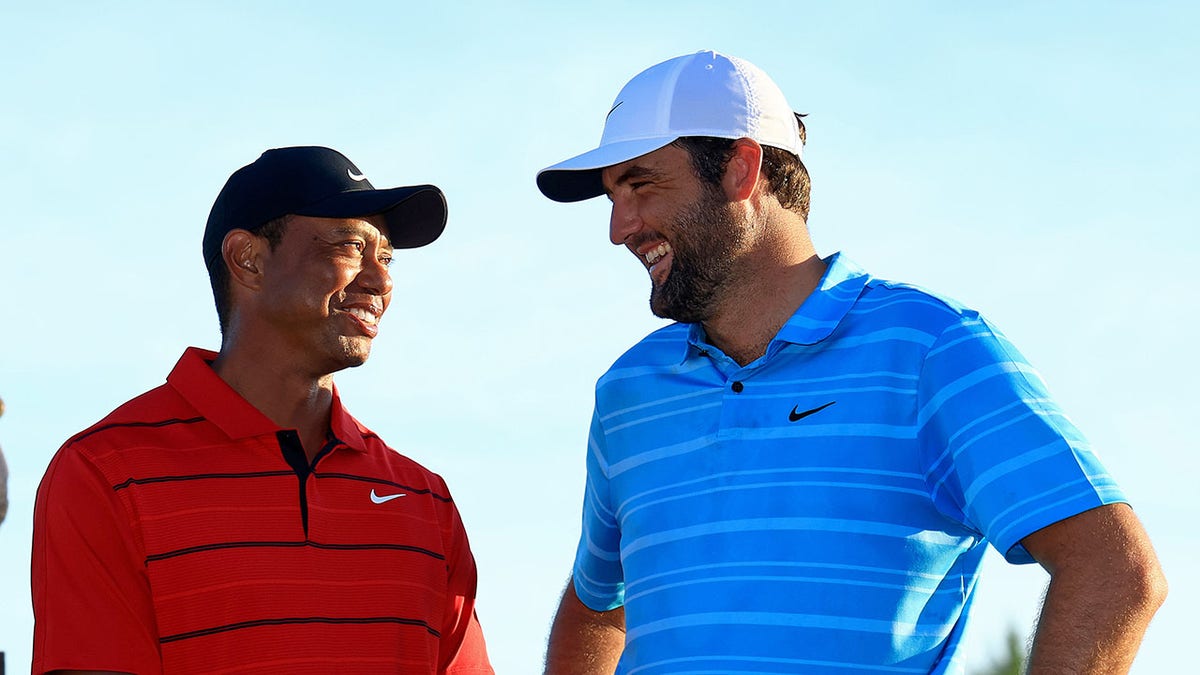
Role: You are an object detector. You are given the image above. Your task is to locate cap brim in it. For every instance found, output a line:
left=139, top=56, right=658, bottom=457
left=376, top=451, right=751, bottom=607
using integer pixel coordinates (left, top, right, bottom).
left=536, top=137, right=677, bottom=203
left=296, top=185, right=447, bottom=248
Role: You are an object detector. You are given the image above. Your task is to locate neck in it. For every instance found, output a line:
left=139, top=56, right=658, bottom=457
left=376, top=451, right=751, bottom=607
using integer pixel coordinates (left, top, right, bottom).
left=701, top=224, right=825, bottom=367
left=211, top=340, right=336, bottom=462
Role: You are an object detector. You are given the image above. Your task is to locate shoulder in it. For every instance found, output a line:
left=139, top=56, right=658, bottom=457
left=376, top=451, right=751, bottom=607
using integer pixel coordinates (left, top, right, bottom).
left=823, top=275, right=1006, bottom=358
left=855, top=276, right=982, bottom=332
left=40, top=384, right=188, bottom=502
left=63, top=383, right=197, bottom=455
left=851, top=279, right=1038, bottom=393
left=590, top=323, right=695, bottom=410
left=601, top=322, right=690, bottom=379
left=789, top=254, right=989, bottom=350
left=355, top=429, right=455, bottom=498
left=37, top=383, right=211, bottom=502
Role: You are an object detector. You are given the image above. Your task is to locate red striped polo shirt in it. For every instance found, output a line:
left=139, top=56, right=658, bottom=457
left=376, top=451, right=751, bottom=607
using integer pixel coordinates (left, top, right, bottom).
left=33, top=347, right=492, bottom=674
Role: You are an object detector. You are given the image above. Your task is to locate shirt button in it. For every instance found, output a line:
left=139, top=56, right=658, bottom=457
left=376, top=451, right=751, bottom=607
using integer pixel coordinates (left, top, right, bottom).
left=731, top=381, right=744, bottom=393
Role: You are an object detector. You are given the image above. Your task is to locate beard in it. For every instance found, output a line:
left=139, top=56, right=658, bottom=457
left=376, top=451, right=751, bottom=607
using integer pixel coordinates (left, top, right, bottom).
left=650, top=184, right=748, bottom=323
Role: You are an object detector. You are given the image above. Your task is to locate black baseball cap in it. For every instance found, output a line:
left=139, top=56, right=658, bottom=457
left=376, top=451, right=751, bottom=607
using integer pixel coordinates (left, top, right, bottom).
left=203, top=146, right=447, bottom=267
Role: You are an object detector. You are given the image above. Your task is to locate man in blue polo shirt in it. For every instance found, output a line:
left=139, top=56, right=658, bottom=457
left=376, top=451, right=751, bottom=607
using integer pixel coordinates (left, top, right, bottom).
left=535, top=50, right=1166, bottom=674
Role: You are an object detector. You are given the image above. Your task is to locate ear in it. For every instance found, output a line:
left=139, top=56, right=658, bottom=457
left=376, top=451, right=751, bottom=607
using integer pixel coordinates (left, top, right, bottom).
left=221, top=229, right=266, bottom=290
left=721, top=138, right=764, bottom=202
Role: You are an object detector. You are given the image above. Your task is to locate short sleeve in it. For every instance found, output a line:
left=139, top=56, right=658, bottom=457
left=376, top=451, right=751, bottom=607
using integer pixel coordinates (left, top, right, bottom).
left=32, top=443, right=162, bottom=674
left=438, top=484, right=494, bottom=675
left=571, top=409, right=626, bottom=611
left=917, top=314, right=1126, bottom=563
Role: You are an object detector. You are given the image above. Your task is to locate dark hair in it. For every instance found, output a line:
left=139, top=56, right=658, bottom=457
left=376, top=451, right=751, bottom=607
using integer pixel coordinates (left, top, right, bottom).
left=670, top=114, right=810, bottom=220
left=206, top=215, right=290, bottom=335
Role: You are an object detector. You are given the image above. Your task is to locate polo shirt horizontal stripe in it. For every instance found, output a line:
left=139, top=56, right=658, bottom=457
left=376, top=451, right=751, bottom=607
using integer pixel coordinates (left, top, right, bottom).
left=33, top=347, right=492, bottom=674
left=572, top=253, right=1124, bottom=674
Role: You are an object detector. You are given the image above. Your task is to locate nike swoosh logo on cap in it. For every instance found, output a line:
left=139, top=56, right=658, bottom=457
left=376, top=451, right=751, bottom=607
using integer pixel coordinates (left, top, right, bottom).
left=370, top=489, right=405, bottom=503
left=605, top=101, right=624, bottom=120
left=347, top=169, right=368, bottom=182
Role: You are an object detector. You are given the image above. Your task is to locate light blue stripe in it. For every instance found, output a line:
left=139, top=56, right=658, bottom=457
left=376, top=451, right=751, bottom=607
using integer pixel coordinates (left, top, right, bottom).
left=854, top=293, right=962, bottom=318
left=624, top=571, right=961, bottom=604
left=616, top=467, right=925, bottom=519
left=625, top=560, right=954, bottom=595
left=720, top=423, right=915, bottom=440
left=622, top=518, right=967, bottom=559
left=942, top=397, right=1053, bottom=449
left=626, top=611, right=952, bottom=642
left=597, top=356, right=709, bottom=387
left=759, top=370, right=919, bottom=387
left=924, top=325, right=988, bottom=359
left=586, top=433, right=611, bottom=476
left=817, top=327, right=938, bottom=352
left=606, top=400, right=724, bottom=433
left=992, top=481, right=1124, bottom=554
left=580, top=524, right=621, bottom=562
left=987, top=477, right=1093, bottom=548
left=626, top=654, right=928, bottom=674
left=926, top=409, right=1043, bottom=499
left=620, top=480, right=931, bottom=524
left=608, top=433, right=718, bottom=477
left=584, top=475, right=616, bottom=521
left=600, top=387, right=716, bottom=423
left=962, top=440, right=1064, bottom=505
left=575, top=566, right=623, bottom=591
left=917, top=360, right=1039, bottom=427
left=735, top=384, right=917, bottom=400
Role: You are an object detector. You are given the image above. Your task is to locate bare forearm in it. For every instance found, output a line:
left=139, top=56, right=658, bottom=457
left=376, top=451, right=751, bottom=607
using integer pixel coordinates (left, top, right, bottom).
left=1024, top=506, right=1168, bottom=673
left=544, top=579, right=625, bottom=675
left=1028, top=571, right=1165, bottom=673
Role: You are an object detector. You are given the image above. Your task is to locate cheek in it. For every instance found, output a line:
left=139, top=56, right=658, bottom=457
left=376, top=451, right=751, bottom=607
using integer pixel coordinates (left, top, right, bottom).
left=647, top=194, right=690, bottom=229
left=326, top=262, right=362, bottom=288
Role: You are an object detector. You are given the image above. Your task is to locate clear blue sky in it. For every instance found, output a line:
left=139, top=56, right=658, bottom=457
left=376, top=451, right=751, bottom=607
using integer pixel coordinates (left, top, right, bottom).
left=1, top=2, right=1196, bottom=672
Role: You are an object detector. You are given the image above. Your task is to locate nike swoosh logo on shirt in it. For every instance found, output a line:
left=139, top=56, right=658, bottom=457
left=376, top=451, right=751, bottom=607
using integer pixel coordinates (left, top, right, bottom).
left=789, top=401, right=836, bottom=422
left=370, top=489, right=405, bottom=503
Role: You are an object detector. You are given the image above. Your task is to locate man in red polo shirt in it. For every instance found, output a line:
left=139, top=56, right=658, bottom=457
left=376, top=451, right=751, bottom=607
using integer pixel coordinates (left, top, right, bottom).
left=32, top=147, right=493, bottom=674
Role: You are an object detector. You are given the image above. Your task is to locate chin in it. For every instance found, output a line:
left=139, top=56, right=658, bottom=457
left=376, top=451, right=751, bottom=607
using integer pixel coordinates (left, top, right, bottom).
left=650, top=290, right=709, bottom=324
left=344, top=345, right=372, bottom=368
left=328, top=338, right=373, bottom=370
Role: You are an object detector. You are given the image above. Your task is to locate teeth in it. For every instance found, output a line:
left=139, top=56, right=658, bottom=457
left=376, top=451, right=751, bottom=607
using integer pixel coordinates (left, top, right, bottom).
left=645, top=242, right=671, bottom=264
left=345, top=307, right=379, bottom=325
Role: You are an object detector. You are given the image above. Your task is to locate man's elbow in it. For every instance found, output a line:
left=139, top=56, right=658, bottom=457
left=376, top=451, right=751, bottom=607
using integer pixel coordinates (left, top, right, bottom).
left=1128, top=553, right=1168, bottom=616
left=1106, top=535, right=1169, bottom=621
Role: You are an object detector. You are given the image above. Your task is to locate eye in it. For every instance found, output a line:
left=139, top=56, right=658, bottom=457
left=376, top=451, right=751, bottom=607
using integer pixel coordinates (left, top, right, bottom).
left=379, top=253, right=394, bottom=268
left=343, top=241, right=366, bottom=253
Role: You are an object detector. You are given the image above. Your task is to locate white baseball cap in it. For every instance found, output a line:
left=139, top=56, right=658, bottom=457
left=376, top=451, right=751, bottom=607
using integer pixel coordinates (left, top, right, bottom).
left=536, top=50, right=803, bottom=203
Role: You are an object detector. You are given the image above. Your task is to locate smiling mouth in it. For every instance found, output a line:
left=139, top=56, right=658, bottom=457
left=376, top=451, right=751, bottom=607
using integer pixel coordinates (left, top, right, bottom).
left=342, top=306, right=380, bottom=326
left=645, top=242, right=672, bottom=265
left=337, top=305, right=384, bottom=338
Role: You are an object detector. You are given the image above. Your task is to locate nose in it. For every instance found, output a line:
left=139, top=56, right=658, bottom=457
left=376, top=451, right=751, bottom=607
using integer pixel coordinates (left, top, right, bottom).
left=355, top=253, right=394, bottom=296
left=609, top=197, right=643, bottom=246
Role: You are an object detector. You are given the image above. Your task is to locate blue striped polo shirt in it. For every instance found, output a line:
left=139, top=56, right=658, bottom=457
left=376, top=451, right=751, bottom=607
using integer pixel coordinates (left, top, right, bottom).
left=572, top=253, right=1125, bottom=674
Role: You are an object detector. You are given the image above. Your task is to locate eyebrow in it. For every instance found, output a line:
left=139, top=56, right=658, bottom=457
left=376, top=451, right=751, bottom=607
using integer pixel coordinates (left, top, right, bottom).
left=604, top=164, right=665, bottom=195
left=330, top=224, right=393, bottom=250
